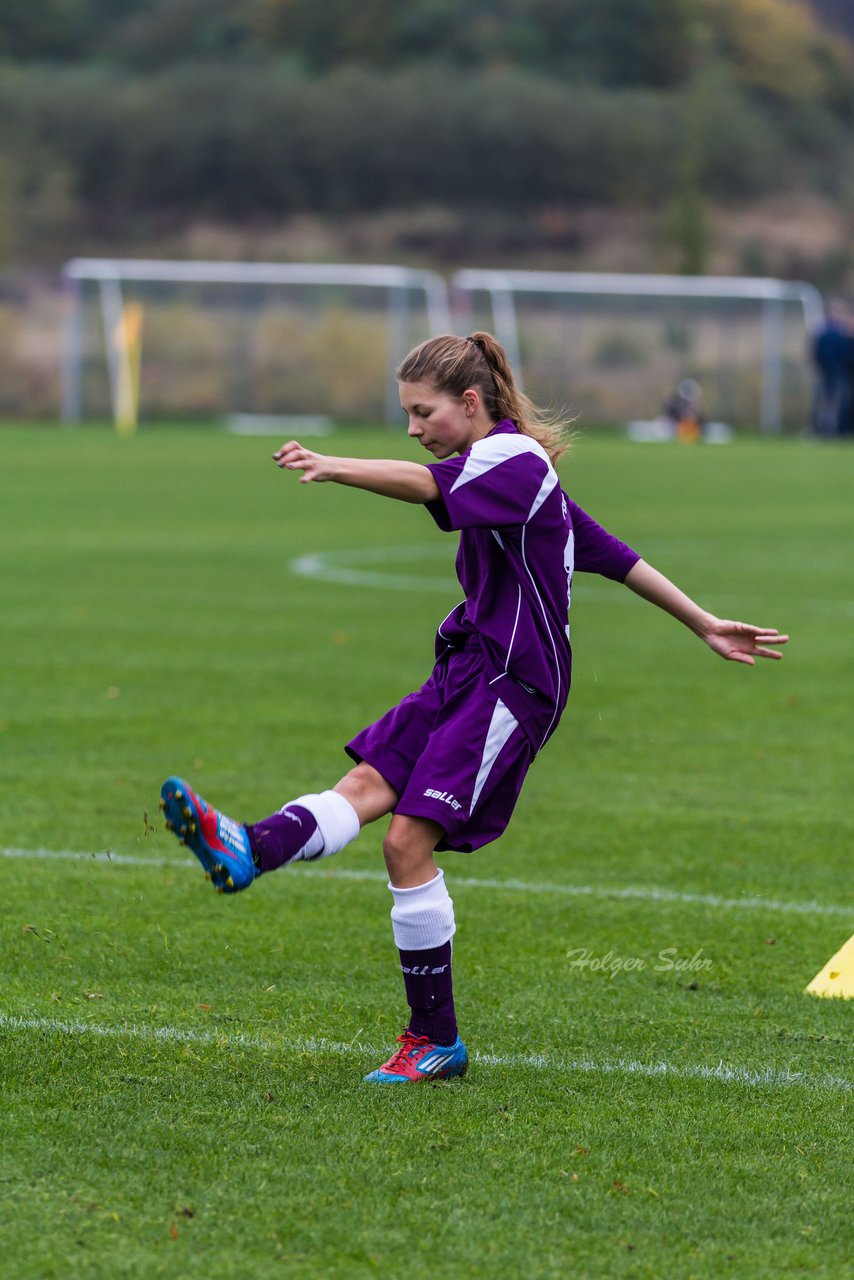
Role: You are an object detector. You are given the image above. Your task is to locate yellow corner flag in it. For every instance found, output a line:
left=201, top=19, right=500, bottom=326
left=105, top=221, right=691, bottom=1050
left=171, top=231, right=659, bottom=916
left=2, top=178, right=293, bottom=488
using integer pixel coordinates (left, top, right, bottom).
left=112, top=302, right=144, bottom=434
left=805, top=932, right=854, bottom=999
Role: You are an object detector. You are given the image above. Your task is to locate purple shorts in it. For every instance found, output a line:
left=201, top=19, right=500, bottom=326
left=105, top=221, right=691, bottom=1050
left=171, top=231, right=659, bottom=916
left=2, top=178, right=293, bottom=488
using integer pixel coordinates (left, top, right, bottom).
left=345, top=646, right=539, bottom=853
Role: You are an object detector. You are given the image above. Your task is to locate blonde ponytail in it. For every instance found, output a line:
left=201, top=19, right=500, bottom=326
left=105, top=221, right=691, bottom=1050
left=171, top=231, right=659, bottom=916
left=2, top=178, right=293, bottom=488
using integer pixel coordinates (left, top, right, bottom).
left=397, top=331, right=572, bottom=466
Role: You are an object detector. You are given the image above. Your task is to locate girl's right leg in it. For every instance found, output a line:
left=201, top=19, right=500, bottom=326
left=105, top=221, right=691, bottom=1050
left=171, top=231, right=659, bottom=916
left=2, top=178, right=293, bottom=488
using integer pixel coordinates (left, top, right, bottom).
left=160, top=762, right=396, bottom=892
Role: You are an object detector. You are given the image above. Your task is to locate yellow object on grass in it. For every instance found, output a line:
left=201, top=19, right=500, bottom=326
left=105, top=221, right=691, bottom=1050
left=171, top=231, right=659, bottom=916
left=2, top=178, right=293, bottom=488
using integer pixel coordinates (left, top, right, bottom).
left=113, top=301, right=144, bottom=434
left=805, top=932, right=854, bottom=999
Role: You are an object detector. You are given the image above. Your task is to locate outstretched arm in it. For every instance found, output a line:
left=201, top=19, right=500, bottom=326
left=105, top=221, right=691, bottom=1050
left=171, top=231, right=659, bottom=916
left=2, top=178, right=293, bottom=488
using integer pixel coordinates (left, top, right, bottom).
left=623, top=559, right=789, bottom=666
left=273, top=440, right=439, bottom=504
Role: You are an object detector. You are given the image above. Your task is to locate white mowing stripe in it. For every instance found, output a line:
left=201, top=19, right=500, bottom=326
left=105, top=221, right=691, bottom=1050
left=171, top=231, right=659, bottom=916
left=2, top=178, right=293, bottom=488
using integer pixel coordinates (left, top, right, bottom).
left=4, top=845, right=853, bottom=920
left=0, top=1013, right=849, bottom=1094
left=3, top=846, right=852, bottom=919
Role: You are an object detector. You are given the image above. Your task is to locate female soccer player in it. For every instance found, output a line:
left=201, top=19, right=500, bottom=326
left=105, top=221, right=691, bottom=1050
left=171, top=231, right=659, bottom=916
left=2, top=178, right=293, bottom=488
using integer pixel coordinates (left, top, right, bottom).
left=161, top=332, right=788, bottom=1084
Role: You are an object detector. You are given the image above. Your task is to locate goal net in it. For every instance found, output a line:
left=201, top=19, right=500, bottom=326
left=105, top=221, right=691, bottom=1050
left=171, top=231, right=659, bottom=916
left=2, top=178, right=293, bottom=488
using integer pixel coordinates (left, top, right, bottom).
left=61, top=260, right=451, bottom=429
left=452, top=270, right=823, bottom=433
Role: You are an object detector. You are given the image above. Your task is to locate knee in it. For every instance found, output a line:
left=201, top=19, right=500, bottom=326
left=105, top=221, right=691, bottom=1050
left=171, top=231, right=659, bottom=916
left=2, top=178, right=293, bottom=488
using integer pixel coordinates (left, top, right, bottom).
left=336, top=763, right=396, bottom=825
left=382, top=822, right=438, bottom=888
left=344, top=762, right=384, bottom=802
left=382, top=829, right=408, bottom=879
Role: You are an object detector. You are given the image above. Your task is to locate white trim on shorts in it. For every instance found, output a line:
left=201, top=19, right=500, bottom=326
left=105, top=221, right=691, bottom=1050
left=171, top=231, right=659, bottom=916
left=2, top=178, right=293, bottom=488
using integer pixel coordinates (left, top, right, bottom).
left=471, top=698, right=520, bottom=812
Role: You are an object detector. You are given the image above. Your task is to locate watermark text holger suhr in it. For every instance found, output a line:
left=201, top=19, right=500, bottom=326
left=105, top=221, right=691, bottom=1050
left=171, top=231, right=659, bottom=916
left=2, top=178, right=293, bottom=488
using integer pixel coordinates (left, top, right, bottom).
left=567, top=947, right=713, bottom=979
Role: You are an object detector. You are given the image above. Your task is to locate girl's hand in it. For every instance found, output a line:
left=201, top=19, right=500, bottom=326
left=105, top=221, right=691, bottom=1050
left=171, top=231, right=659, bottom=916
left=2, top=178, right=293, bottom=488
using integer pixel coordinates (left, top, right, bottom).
left=702, top=619, right=789, bottom=665
left=273, top=440, right=336, bottom=483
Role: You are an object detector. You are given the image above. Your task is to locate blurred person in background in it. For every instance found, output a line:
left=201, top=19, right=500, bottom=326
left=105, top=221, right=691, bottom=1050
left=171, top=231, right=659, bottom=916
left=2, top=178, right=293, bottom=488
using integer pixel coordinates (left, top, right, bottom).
left=812, top=299, right=854, bottom=438
left=664, top=378, right=706, bottom=444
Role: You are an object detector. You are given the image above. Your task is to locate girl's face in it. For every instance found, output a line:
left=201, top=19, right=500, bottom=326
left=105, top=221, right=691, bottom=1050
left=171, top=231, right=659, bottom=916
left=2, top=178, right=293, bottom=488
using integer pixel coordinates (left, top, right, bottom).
left=399, top=379, right=491, bottom=458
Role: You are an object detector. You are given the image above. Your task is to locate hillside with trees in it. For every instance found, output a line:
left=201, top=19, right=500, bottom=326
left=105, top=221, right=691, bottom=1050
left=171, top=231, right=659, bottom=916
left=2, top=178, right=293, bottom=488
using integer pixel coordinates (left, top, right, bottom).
left=0, top=0, right=852, bottom=282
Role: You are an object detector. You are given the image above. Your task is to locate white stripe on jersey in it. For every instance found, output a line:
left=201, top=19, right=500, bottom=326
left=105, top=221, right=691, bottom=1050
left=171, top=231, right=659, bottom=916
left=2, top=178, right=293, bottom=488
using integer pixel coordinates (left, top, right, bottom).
left=520, top=523, right=561, bottom=750
left=505, top=585, right=522, bottom=671
left=449, top=433, right=552, bottom=496
left=472, top=699, right=520, bottom=812
left=527, top=467, right=558, bottom=522
left=436, top=600, right=466, bottom=645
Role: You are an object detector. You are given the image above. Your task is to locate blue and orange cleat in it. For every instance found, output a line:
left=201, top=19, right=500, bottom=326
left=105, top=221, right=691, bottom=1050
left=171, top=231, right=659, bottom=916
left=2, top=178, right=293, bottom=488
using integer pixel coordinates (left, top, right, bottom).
left=160, top=776, right=257, bottom=894
left=364, top=1030, right=468, bottom=1084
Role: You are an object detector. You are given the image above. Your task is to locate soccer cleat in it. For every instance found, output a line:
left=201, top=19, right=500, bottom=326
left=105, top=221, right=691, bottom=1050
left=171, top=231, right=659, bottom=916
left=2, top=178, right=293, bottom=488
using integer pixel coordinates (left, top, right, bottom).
left=363, top=1030, right=468, bottom=1084
left=160, top=775, right=256, bottom=894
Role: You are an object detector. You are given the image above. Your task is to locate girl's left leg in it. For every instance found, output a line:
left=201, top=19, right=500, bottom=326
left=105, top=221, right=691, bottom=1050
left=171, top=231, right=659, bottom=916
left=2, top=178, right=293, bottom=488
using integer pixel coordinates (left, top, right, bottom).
left=365, top=814, right=467, bottom=1083
left=246, top=762, right=396, bottom=872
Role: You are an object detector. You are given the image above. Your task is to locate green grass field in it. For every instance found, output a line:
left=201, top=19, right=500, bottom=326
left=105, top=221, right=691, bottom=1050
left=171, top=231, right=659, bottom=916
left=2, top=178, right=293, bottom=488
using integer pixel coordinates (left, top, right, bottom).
left=1, top=424, right=852, bottom=1279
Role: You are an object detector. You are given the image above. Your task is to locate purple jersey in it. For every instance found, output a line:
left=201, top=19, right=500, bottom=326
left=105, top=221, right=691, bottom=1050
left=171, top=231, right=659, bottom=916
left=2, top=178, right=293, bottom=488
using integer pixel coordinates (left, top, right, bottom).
left=425, top=420, right=639, bottom=749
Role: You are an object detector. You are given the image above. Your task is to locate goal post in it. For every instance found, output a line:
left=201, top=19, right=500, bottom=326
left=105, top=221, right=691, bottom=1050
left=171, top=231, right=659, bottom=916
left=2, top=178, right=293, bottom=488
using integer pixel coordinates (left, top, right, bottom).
left=61, top=259, right=825, bottom=434
left=452, top=269, right=825, bottom=433
left=61, top=259, right=452, bottom=428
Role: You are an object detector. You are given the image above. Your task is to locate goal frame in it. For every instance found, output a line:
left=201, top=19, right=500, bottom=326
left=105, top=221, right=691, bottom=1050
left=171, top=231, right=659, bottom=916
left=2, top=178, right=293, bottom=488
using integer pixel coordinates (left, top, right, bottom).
left=61, top=259, right=825, bottom=433
left=61, top=258, right=452, bottom=427
left=451, top=269, right=824, bottom=433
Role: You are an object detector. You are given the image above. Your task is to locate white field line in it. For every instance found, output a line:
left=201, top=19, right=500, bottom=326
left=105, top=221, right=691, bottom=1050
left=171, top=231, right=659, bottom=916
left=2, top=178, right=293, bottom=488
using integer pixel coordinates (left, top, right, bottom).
left=288, top=544, right=853, bottom=617
left=3, top=846, right=853, bottom=920
left=290, top=545, right=635, bottom=599
left=1, top=1012, right=850, bottom=1094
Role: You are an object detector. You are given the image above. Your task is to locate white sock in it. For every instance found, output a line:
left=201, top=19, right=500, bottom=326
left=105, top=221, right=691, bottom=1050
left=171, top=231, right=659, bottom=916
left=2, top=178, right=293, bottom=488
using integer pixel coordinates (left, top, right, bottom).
left=283, top=790, right=360, bottom=862
left=389, top=870, right=456, bottom=950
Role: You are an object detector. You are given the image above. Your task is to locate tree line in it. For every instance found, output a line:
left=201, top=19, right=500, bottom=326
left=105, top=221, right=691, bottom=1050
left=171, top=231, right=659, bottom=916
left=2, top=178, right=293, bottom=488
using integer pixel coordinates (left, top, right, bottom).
left=2, top=0, right=851, bottom=92
left=0, top=0, right=852, bottom=265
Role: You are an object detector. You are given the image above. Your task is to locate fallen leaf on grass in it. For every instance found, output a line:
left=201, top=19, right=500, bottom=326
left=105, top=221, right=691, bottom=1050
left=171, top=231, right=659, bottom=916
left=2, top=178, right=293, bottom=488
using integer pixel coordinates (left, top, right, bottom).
left=85, top=992, right=106, bottom=1001
left=21, top=925, right=58, bottom=942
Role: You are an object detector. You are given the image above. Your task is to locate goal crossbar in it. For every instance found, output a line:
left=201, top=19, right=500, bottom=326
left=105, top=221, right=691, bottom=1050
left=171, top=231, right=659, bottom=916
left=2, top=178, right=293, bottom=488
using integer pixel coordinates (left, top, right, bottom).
left=452, top=269, right=824, bottom=432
